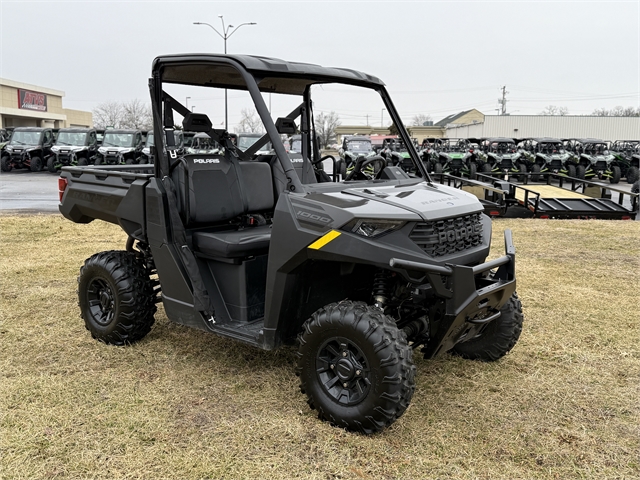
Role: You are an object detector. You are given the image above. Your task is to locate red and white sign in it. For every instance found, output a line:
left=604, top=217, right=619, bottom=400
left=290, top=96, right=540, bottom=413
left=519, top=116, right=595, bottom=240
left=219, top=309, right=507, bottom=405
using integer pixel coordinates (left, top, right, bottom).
left=18, top=89, right=47, bottom=112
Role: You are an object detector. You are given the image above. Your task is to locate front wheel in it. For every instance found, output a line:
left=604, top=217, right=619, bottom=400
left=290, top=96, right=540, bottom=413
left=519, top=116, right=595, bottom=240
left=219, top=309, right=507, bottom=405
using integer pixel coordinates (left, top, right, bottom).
left=531, top=164, right=541, bottom=182
left=481, top=162, right=492, bottom=174
left=433, top=162, right=443, bottom=174
left=77, top=157, right=88, bottom=166
left=297, top=301, right=416, bottom=434
left=1, top=156, right=11, bottom=172
left=609, top=165, right=621, bottom=184
left=47, top=157, right=58, bottom=173
left=576, top=165, right=586, bottom=180
left=78, top=250, right=157, bottom=345
left=566, top=164, right=576, bottom=178
left=30, top=156, right=43, bottom=172
left=467, top=162, right=477, bottom=180
left=452, top=293, right=523, bottom=362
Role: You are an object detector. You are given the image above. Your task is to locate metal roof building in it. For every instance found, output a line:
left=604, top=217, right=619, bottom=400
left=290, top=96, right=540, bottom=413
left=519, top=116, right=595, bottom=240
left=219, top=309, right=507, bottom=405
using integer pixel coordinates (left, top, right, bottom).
left=445, top=115, right=640, bottom=140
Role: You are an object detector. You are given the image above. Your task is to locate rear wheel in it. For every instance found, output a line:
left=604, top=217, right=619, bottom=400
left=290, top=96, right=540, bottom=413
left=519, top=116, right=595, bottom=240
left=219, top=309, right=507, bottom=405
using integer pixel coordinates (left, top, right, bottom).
left=609, top=165, right=621, bottom=184
left=297, top=301, right=416, bottom=434
left=30, top=156, right=43, bottom=172
left=1, top=156, right=11, bottom=172
left=78, top=250, right=156, bottom=345
left=626, top=166, right=639, bottom=183
left=452, top=293, right=523, bottom=362
left=576, top=165, right=586, bottom=180
left=47, top=157, right=58, bottom=173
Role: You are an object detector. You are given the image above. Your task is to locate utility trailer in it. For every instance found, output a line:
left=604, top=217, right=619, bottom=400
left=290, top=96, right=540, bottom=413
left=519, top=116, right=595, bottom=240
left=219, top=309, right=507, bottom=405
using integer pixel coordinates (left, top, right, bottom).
left=434, top=173, right=638, bottom=220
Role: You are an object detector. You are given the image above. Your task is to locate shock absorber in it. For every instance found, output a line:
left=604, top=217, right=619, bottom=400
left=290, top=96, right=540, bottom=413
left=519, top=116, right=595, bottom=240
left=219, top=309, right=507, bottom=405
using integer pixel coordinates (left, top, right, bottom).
left=372, top=270, right=392, bottom=310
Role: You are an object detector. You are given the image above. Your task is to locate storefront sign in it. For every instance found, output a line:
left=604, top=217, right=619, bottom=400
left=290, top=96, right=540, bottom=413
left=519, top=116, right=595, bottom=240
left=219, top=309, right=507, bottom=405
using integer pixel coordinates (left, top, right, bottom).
left=18, top=89, right=47, bottom=112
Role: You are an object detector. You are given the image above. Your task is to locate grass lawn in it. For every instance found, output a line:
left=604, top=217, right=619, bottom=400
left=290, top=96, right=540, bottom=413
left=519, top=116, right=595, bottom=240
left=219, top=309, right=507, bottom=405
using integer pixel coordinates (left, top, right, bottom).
left=1, top=215, right=638, bottom=479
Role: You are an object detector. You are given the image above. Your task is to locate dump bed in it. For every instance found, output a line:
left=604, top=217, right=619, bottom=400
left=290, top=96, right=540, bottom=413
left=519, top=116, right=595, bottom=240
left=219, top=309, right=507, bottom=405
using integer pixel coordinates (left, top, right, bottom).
left=59, top=165, right=154, bottom=238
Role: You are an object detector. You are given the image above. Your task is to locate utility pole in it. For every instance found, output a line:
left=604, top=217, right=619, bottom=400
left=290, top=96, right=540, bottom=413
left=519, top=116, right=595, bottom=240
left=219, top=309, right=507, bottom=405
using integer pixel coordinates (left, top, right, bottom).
left=365, top=114, right=369, bottom=126
left=498, top=85, right=509, bottom=115
left=194, top=16, right=256, bottom=130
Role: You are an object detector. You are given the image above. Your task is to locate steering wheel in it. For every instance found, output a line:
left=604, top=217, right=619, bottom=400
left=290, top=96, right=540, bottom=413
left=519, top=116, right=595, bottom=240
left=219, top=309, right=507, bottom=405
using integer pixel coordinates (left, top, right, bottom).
left=344, top=155, right=387, bottom=181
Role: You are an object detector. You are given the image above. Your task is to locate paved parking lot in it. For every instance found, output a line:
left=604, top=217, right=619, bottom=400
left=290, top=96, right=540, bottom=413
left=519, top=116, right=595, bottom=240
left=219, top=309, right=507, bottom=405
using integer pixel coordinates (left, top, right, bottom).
left=0, top=170, right=60, bottom=213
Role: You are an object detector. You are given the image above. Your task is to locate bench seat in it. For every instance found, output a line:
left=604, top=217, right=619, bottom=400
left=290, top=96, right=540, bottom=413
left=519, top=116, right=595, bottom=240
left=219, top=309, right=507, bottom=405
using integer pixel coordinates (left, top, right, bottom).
left=192, top=225, right=271, bottom=258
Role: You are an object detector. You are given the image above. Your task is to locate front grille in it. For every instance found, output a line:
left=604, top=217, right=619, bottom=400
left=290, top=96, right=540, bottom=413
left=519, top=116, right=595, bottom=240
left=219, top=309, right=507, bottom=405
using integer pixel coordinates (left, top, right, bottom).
left=410, top=214, right=483, bottom=257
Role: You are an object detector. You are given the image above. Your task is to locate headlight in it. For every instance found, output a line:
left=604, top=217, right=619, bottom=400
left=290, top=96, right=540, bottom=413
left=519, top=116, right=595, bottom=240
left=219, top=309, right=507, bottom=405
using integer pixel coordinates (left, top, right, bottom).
left=343, top=219, right=405, bottom=238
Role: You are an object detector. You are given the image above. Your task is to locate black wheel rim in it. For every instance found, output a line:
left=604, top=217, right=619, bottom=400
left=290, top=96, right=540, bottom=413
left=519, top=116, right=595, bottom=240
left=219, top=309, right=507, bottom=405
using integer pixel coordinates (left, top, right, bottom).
left=86, top=278, right=116, bottom=326
left=316, top=337, right=370, bottom=406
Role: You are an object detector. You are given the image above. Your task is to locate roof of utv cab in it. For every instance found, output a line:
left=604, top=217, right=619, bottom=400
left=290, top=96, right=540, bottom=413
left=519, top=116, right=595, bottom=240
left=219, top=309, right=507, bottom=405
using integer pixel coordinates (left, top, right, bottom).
left=153, top=54, right=386, bottom=94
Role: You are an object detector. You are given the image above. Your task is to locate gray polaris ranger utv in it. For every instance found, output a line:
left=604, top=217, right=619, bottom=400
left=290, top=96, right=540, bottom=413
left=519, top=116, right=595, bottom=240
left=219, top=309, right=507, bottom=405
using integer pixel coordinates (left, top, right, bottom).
left=59, top=54, right=522, bottom=434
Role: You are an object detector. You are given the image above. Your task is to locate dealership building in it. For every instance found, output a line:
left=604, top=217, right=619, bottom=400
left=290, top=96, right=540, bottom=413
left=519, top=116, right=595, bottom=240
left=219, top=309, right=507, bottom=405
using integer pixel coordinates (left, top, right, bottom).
left=0, top=78, right=92, bottom=129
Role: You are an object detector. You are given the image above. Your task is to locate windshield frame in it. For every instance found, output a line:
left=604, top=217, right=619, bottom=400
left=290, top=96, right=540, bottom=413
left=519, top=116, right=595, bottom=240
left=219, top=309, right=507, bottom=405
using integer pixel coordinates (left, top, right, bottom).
left=9, top=130, right=43, bottom=146
left=152, top=55, right=430, bottom=186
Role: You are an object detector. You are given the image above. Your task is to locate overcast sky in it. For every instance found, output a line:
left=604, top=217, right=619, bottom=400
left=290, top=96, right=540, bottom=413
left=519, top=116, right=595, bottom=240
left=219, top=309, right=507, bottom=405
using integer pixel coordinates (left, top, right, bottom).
left=1, top=0, right=638, bottom=127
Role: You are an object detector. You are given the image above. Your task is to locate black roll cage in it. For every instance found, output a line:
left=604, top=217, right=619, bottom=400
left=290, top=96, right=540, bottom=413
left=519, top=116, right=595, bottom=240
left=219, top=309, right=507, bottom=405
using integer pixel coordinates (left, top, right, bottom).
left=149, top=54, right=431, bottom=189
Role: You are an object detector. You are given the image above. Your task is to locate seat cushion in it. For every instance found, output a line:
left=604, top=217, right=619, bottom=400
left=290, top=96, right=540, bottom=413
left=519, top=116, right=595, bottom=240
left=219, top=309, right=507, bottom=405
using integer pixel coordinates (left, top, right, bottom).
left=192, top=225, right=272, bottom=258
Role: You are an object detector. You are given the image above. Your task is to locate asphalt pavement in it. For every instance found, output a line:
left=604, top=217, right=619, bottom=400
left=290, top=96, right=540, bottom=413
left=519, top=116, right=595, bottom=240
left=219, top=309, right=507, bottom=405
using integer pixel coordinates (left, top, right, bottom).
left=0, top=170, right=61, bottom=213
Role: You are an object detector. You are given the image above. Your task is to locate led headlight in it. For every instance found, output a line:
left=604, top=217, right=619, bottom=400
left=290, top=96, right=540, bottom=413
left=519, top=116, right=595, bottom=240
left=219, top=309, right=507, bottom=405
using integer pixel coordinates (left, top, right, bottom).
left=343, top=219, right=405, bottom=238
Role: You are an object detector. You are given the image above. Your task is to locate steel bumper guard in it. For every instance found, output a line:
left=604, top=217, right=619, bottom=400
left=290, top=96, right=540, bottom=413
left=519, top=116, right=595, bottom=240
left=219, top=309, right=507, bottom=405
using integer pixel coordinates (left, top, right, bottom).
left=390, top=230, right=517, bottom=358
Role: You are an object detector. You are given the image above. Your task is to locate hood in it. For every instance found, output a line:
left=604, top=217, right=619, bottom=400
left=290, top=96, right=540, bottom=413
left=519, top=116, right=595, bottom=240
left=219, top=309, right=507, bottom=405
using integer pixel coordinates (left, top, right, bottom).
left=99, top=146, right=133, bottom=155
left=53, top=145, right=86, bottom=153
left=340, top=182, right=483, bottom=221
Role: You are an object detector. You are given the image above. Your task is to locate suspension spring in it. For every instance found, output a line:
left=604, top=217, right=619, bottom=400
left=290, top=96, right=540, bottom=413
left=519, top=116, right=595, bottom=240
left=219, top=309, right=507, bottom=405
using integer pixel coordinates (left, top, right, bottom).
left=372, top=270, right=392, bottom=310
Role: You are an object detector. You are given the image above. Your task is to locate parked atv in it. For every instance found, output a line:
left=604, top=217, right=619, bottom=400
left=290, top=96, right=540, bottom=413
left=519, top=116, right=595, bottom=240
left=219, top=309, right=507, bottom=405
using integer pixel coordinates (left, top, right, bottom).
left=1, top=127, right=55, bottom=172
left=0, top=128, right=12, bottom=154
left=336, top=136, right=376, bottom=177
left=59, top=53, right=522, bottom=435
left=517, top=138, right=575, bottom=180
left=481, top=138, right=524, bottom=179
left=565, top=139, right=621, bottom=183
left=185, top=132, right=222, bottom=155
left=237, top=132, right=272, bottom=154
left=431, top=138, right=478, bottom=179
left=95, top=129, right=144, bottom=165
left=610, top=140, right=639, bottom=184
left=48, top=128, right=100, bottom=172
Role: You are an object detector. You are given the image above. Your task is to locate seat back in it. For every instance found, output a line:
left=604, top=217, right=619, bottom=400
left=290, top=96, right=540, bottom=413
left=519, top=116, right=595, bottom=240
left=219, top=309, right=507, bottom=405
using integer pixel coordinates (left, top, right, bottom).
left=171, top=154, right=274, bottom=226
left=257, top=153, right=316, bottom=200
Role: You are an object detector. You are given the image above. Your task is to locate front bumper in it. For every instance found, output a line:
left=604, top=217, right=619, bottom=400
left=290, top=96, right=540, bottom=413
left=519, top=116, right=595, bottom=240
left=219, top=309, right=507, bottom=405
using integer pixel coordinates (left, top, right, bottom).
left=390, top=229, right=516, bottom=358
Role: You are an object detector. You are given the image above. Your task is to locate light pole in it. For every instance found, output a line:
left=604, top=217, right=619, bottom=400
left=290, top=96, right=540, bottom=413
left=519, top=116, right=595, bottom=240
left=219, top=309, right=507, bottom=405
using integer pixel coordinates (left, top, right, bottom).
left=194, top=16, right=256, bottom=130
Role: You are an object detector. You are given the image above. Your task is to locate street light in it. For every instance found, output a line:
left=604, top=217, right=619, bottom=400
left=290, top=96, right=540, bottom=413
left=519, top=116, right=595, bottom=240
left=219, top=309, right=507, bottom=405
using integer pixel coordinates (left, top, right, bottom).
left=194, top=16, right=256, bottom=130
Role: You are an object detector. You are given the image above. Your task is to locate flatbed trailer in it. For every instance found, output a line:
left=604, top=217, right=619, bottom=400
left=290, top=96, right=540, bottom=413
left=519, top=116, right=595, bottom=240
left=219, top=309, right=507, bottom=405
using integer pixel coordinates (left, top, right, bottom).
left=434, top=173, right=638, bottom=220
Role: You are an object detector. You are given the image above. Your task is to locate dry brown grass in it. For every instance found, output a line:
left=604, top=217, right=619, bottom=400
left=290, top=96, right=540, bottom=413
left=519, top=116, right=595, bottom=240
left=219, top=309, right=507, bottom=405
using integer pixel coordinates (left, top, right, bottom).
left=1, top=215, right=638, bottom=480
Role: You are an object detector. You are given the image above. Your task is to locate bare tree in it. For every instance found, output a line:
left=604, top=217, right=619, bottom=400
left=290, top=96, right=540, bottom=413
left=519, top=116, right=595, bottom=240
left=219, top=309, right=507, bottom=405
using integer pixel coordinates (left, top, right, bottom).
left=592, top=106, right=640, bottom=116
left=410, top=113, right=433, bottom=126
left=236, top=108, right=263, bottom=133
left=93, top=99, right=152, bottom=129
left=315, top=111, right=341, bottom=148
left=93, top=101, right=124, bottom=129
left=122, top=99, right=152, bottom=130
left=539, top=105, right=569, bottom=116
